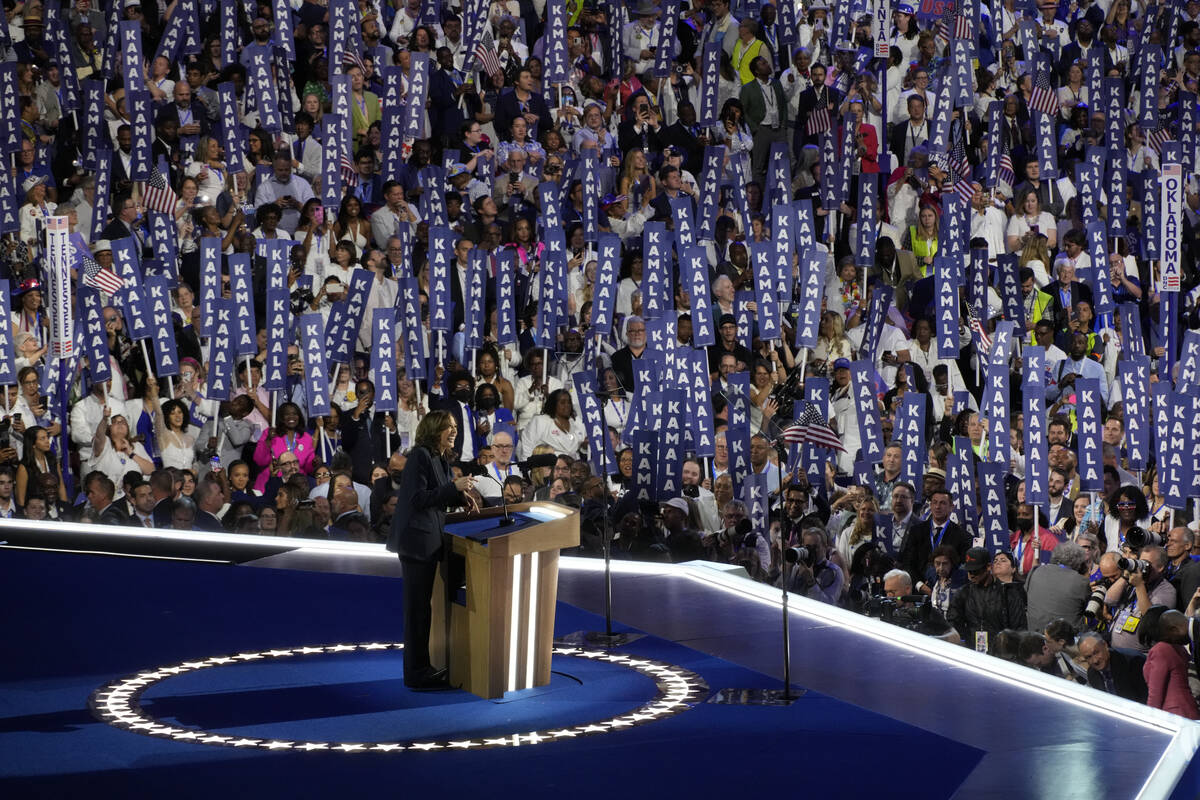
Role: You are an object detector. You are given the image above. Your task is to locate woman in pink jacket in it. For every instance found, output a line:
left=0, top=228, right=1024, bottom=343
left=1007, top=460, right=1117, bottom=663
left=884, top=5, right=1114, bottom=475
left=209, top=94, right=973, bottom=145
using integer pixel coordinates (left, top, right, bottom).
left=253, top=402, right=316, bottom=492
left=1144, top=610, right=1200, bottom=720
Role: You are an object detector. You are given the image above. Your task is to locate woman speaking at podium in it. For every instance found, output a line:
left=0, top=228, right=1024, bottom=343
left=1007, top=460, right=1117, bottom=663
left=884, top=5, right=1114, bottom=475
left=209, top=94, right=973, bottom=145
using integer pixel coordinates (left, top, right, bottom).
left=387, top=410, right=479, bottom=690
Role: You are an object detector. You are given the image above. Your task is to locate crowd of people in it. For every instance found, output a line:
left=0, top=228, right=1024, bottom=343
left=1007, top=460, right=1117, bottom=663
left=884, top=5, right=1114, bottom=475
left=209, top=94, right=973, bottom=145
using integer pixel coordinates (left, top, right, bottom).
left=5, top=0, right=1200, bottom=714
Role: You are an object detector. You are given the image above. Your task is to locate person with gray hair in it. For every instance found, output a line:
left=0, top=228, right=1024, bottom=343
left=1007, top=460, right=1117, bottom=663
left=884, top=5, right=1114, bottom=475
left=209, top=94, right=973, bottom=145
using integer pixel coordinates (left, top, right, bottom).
left=1024, top=541, right=1093, bottom=631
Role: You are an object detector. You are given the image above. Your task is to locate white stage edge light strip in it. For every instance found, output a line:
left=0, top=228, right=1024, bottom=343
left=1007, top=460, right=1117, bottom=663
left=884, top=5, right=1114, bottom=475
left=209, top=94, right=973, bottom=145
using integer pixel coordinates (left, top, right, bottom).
left=509, top=553, right=523, bottom=693
left=557, top=556, right=1199, bottom=800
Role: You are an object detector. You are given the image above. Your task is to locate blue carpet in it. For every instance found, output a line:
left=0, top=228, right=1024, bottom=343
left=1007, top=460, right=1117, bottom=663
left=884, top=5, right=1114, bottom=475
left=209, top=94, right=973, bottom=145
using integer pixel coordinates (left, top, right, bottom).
left=0, top=550, right=984, bottom=798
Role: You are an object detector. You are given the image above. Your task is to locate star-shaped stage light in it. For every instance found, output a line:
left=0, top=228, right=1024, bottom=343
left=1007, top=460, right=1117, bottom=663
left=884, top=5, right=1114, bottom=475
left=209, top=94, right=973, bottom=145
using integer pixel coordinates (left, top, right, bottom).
left=88, top=641, right=709, bottom=754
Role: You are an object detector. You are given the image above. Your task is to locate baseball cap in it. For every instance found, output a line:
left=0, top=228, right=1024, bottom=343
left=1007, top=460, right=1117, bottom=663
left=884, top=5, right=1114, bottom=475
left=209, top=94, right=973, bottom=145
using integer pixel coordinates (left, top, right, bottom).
left=926, top=467, right=946, bottom=479
left=833, top=357, right=852, bottom=371
left=662, top=497, right=690, bottom=514
left=963, top=547, right=992, bottom=573
left=718, top=313, right=737, bottom=327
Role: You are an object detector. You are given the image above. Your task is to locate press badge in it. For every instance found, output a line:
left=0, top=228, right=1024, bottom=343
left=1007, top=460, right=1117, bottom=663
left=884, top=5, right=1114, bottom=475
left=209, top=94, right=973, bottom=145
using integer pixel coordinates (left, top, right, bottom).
left=1122, top=615, right=1140, bottom=634
left=975, top=632, right=988, bottom=652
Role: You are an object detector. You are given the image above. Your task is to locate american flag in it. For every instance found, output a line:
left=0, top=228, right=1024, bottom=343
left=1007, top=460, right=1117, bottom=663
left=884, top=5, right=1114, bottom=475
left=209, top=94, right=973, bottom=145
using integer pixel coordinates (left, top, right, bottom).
left=80, top=253, right=125, bottom=296
left=779, top=401, right=846, bottom=452
left=950, top=177, right=977, bottom=205
left=967, top=303, right=992, bottom=355
left=1029, top=71, right=1059, bottom=116
left=140, top=165, right=178, bottom=214
left=934, top=1, right=959, bottom=50
left=340, top=151, right=360, bottom=187
left=805, top=104, right=831, bottom=136
left=341, top=49, right=366, bottom=74
left=1146, top=125, right=1174, bottom=155
left=997, top=150, right=1015, bottom=187
left=473, top=26, right=503, bottom=78
left=948, top=121, right=971, bottom=180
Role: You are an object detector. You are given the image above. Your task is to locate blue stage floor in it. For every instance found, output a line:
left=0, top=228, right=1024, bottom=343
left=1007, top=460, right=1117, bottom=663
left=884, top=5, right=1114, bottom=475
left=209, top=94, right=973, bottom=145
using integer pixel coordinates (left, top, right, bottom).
left=1, top=549, right=984, bottom=799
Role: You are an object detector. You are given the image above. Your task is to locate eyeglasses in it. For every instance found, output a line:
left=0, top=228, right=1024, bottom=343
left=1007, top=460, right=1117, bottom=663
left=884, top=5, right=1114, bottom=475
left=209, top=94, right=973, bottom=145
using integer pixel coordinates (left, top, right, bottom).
left=1116, top=501, right=1136, bottom=508
left=315, top=471, right=331, bottom=479
left=493, top=444, right=513, bottom=450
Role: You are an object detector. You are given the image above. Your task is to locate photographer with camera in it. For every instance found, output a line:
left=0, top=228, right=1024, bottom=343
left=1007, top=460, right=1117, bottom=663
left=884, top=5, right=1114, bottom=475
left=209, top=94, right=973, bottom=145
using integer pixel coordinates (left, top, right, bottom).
left=877, top=568, right=957, bottom=640
left=779, top=527, right=843, bottom=605
left=1024, top=541, right=1093, bottom=632
left=1106, top=546, right=1177, bottom=653
left=704, top=500, right=772, bottom=579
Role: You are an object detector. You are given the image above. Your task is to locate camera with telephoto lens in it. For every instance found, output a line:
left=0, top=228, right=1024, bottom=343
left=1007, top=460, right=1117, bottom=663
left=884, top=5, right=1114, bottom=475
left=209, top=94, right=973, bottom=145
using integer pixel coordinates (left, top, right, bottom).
left=785, top=545, right=814, bottom=568
left=1116, top=556, right=1151, bottom=575
left=682, top=484, right=699, bottom=499
left=1124, top=526, right=1160, bottom=550
left=1083, top=586, right=1108, bottom=621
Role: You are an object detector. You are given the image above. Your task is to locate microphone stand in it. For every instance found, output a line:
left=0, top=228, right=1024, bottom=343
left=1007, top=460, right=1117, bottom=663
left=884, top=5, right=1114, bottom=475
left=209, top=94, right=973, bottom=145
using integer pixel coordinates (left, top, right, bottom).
left=475, top=471, right=518, bottom=527
left=711, top=430, right=803, bottom=706
left=567, top=373, right=638, bottom=648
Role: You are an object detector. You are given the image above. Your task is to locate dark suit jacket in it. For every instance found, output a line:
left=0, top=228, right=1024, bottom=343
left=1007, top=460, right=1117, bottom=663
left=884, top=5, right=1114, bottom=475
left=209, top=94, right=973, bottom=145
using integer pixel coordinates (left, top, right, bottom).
left=658, top=120, right=704, bottom=174
left=193, top=510, right=225, bottom=532
left=899, top=519, right=972, bottom=585
left=739, top=78, right=789, bottom=135
left=617, top=119, right=665, bottom=157
left=152, top=496, right=173, bottom=527
left=340, top=408, right=401, bottom=485
left=1086, top=648, right=1149, bottom=704
left=649, top=190, right=695, bottom=223
left=97, top=502, right=129, bottom=527
left=493, top=89, right=554, bottom=144
left=429, top=67, right=472, bottom=142
left=1045, top=280, right=1095, bottom=331
left=386, top=445, right=465, bottom=559
left=154, top=102, right=212, bottom=139
left=1057, top=39, right=1109, bottom=79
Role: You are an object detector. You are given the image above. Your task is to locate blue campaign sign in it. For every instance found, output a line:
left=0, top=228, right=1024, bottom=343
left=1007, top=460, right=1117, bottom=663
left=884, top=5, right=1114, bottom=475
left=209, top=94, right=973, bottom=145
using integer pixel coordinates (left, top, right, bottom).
left=206, top=298, right=236, bottom=401
left=1120, top=356, right=1150, bottom=470
left=299, top=311, right=331, bottom=418
left=144, top=277, right=179, bottom=377
left=263, top=287, right=291, bottom=391
left=1075, top=377, right=1104, bottom=492
left=850, top=359, right=884, bottom=465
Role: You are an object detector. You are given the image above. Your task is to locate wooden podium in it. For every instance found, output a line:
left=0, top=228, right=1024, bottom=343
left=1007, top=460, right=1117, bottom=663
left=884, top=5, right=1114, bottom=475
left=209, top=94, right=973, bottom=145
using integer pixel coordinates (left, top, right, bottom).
left=428, top=502, right=579, bottom=699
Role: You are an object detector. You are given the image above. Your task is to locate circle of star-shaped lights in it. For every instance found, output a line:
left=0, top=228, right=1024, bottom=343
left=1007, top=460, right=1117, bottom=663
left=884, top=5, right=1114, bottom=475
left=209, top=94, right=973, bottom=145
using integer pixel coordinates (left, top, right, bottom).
left=88, top=642, right=708, bottom=753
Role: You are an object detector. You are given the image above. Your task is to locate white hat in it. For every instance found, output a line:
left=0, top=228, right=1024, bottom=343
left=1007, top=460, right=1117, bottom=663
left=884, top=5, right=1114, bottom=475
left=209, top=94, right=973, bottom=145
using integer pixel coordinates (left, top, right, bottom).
left=93, top=239, right=112, bottom=253
left=21, top=175, right=46, bottom=193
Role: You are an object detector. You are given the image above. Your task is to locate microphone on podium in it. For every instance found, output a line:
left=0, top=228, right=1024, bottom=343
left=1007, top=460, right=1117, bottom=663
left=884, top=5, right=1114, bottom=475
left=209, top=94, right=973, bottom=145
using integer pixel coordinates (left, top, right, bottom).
left=463, top=453, right=558, bottom=528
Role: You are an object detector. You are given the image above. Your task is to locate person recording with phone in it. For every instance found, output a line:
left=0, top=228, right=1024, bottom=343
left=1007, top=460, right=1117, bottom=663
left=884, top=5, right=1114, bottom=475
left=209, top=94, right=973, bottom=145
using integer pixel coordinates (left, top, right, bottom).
left=387, top=410, right=480, bottom=690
